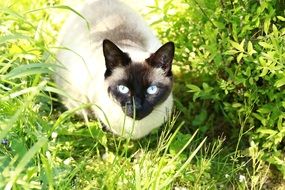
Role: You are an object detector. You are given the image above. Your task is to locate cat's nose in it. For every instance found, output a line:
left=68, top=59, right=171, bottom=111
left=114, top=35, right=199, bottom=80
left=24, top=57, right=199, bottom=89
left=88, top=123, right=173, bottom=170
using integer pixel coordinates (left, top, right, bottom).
left=134, top=98, right=142, bottom=110
left=125, top=98, right=145, bottom=120
left=125, top=99, right=142, bottom=111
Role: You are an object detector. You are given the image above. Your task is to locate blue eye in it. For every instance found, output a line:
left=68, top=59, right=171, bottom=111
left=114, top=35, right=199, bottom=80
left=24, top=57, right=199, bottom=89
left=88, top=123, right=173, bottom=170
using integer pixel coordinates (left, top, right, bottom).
left=147, top=85, right=158, bottom=95
left=117, top=85, right=129, bottom=94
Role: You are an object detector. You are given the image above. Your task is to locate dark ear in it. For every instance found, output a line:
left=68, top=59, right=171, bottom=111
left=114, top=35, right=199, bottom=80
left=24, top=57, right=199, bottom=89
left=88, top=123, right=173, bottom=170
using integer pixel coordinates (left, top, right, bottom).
left=146, top=42, right=175, bottom=76
left=103, top=39, right=131, bottom=76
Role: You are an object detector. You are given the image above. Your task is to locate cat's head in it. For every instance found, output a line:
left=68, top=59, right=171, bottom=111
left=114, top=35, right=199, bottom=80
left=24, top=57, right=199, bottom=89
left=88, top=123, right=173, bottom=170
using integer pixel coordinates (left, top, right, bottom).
left=103, top=39, right=174, bottom=120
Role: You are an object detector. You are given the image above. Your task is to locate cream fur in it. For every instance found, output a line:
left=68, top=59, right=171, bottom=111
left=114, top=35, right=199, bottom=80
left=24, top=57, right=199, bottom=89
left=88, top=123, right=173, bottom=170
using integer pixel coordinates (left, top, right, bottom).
left=55, top=0, right=173, bottom=139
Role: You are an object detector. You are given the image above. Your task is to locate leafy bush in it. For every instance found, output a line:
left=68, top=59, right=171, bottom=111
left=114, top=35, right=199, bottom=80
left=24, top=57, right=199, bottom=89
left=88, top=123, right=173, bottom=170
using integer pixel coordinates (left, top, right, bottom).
left=1, top=0, right=285, bottom=189
left=150, top=0, right=285, bottom=176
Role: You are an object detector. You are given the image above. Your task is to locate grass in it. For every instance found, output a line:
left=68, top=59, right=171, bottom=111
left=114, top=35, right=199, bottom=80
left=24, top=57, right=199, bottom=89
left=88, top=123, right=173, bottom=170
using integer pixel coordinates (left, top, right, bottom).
left=0, top=0, right=284, bottom=189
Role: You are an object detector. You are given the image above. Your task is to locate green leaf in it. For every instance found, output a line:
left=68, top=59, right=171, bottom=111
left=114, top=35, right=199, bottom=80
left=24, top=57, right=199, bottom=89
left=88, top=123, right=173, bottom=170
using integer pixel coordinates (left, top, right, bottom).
left=247, top=41, right=256, bottom=56
left=253, top=113, right=267, bottom=126
left=282, top=101, right=285, bottom=109
left=192, top=109, right=207, bottom=126
left=169, top=132, right=192, bottom=155
left=232, top=103, right=242, bottom=108
left=193, top=92, right=200, bottom=102
left=260, top=67, right=269, bottom=77
left=274, top=77, right=285, bottom=88
left=224, top=50, right=239, bottom=55
left=230, top=40, right=244, bottom=52
left=237, top=53, right=244, bottom=63
left=212, top=20, right=225, bottom=29
left=257, top=128, right=277, bottom=135
left=277, top=16, right=285, bottom=21
left=259, top=42, right=273, bottom=49
left=272, top=24, right=278, bottom=35
left=186, top=84, right=201, bottom=92
left=264, top=17, right=270, bottom=34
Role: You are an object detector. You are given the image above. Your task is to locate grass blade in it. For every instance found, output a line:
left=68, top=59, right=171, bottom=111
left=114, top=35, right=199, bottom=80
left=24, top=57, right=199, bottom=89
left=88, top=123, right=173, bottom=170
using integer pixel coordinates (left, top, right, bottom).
left=0, top=34, right=30, bottom=45
left=160, top=137, right=207, bottom=189
left=4, top=137, right=48, bottom=190
left=3, top=63, right=58, bottom=80
left=25, top=5, right=90, bottom=30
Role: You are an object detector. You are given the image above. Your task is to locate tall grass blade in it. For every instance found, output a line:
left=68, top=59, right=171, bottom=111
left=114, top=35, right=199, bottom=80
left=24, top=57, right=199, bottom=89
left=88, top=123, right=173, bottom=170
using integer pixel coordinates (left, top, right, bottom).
left=4, top=137, right=48, bottom=190
left=0, top=34, right=30, bottom=45
left=3, top=63, right=58, bottom=80
left=160, top=137, right=207, bottom=189
left=25, top=5, right=90, bottom=30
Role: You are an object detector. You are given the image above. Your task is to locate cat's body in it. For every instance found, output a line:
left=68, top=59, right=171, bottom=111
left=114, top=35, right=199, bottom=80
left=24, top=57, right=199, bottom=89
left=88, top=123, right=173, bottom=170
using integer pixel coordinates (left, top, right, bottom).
left=55, top=0, right=174, bottom=139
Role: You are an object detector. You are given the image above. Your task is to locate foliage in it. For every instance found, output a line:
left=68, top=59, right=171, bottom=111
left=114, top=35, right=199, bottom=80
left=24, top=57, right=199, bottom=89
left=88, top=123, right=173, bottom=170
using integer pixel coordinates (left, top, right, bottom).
left=0, top=0, right=284, bottom=189
left=150, top=0, right=285, bottom=177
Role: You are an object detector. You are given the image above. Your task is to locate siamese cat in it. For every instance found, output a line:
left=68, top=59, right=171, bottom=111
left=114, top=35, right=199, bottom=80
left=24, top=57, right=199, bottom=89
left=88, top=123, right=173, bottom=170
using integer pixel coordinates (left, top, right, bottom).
left=55, top=0, right=175, bottom=139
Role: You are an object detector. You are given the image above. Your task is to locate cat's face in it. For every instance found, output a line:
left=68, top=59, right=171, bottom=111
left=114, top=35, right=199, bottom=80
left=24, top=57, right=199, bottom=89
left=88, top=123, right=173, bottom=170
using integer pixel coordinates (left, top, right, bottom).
left=103, top=39, right=174, bottom=120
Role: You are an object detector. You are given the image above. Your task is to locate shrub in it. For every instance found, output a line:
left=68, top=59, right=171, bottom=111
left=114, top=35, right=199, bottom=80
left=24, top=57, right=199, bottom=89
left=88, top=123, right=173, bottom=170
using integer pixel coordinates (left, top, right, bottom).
left=1, top=0, right=284, bottom=188
left=150, top=0, right=285, bottom=176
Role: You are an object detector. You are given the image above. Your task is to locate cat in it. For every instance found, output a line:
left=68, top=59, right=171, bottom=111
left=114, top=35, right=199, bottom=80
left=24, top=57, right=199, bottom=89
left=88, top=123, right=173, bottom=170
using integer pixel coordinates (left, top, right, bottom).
left=55, top=0, right=175, bottom=139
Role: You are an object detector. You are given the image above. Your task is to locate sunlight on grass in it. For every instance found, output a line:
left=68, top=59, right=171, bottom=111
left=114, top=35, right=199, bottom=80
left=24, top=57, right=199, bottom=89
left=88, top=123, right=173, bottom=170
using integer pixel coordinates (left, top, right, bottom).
left=1, top=0, right=285, bottom=189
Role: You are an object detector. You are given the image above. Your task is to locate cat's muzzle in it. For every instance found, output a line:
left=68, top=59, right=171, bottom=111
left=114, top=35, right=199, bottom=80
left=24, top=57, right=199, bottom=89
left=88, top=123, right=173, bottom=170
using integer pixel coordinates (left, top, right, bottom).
left=125, top=98, right=152, bottom=120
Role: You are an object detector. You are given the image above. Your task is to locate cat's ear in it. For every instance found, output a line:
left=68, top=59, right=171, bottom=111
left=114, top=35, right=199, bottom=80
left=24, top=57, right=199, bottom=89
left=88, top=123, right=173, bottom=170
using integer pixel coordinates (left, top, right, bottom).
left=103, top=39, right=130, bottom=74
left=146, top=42, right=175, bottom=76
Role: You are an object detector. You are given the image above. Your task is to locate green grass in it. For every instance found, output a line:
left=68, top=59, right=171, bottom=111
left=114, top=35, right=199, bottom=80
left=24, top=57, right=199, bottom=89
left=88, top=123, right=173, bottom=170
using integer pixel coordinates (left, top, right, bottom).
left=1, top=0, right=284, bottom=189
